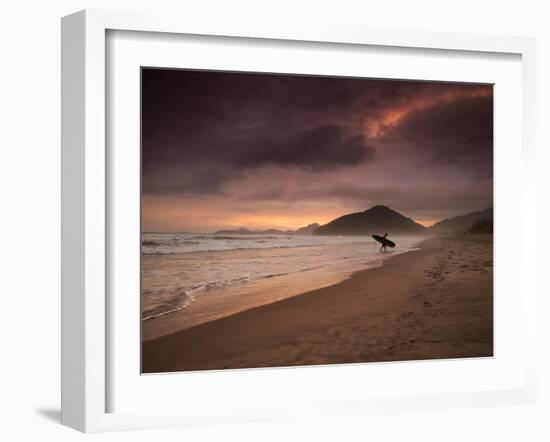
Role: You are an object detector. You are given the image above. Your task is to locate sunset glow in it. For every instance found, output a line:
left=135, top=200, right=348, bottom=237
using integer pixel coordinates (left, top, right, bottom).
left=366, top=86, right=492, bottom=138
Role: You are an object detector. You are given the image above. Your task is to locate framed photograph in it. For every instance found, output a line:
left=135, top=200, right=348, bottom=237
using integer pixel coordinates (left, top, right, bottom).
left=61, top=9, right=537, bottom=432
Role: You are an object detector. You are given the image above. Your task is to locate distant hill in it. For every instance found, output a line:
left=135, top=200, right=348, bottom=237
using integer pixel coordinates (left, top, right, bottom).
left=214, top=223, right=321, bottom=236
left=467, top=219, right=493, bottom=234
left=430, top=208, right=493, bottom=234
left=313, top=205, right=426, bottom=236
left=214, top=228, right=292, bottom=235
left=294, top=223, right=321, bottom=235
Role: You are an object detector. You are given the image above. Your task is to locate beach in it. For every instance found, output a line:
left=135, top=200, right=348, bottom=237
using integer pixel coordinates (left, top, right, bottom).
left=142, top=235, right=493, bottom=373
left=141, top=233, right=422, bottom=340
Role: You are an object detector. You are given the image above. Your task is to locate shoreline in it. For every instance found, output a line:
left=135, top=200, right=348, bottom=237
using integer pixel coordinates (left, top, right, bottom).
left=141, top=237, right=424, bottom=340
left=142, top=235, right=493, bottom=373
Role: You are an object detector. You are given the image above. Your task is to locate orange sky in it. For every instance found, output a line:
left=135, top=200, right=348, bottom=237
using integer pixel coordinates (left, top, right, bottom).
left=142, top=194, right=342, bottom=232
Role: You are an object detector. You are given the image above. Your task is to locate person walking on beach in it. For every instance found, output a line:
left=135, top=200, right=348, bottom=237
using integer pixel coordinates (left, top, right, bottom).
left=372, top=233, right=395, bottom=253
left=380, top=233, right=389, bottom=253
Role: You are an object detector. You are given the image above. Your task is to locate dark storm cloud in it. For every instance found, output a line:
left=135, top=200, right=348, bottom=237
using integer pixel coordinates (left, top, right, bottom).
left=142, top=166, right=239, bottom=195
left=142, top=68, right=493, bottom=222
left=236, top=124, right=373, bottom=170
left=141, top=69, right=474, bottom=169
left=141, top=69, right=389, bottom=193
left=382, top=95, right=493, bottom=177
left=142, top=69, right=386, bottom=173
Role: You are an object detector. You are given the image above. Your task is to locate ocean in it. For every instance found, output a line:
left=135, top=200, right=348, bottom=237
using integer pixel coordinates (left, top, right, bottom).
left=141, top=232, right=423, bottom=333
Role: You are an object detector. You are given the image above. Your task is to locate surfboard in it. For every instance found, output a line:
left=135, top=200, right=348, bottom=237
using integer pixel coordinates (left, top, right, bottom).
left=372, top=234, right=396, bottom=248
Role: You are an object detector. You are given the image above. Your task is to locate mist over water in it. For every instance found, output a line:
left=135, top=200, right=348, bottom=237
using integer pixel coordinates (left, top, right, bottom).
left=141, top=233, right=423, bottom=327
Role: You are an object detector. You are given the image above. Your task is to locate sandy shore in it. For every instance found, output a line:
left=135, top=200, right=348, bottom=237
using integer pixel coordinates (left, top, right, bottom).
left=142, top=235, right=493, bottom=373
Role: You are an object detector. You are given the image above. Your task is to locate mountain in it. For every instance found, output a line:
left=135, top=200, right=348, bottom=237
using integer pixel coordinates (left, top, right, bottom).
left=214, top=227, right=251, bottom=235
left=294, top=223, right=321, bottom=235
left=313, top=205, right=426, bottom=236
left=430, top=208, right=493, bottom=234
left=467, top=219, right=493, bottom=234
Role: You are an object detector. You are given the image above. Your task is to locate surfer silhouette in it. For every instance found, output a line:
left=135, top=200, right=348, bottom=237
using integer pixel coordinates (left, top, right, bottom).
left=372, top=233, right=395, bottom=253
left=380, top=233, right=388, bottom=252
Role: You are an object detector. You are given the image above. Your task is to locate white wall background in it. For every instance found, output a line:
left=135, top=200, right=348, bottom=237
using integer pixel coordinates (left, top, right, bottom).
left=0, top=1, right=548, bottom=440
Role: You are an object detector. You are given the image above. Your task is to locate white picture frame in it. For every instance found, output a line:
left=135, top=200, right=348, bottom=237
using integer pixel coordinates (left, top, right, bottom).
left=61, top=9, right=537, bottom=433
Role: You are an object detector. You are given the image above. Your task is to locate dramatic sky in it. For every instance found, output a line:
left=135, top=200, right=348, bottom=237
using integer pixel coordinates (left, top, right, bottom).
left=142, top=69, right=493, bottom=232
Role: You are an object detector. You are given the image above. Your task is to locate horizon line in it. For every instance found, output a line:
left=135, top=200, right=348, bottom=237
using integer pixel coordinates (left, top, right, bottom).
left=142, top=205, right=493, bottom=234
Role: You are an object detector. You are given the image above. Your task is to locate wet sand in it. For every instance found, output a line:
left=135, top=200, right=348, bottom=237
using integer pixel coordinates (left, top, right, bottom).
left=142, top=235, right=493, bottom=373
